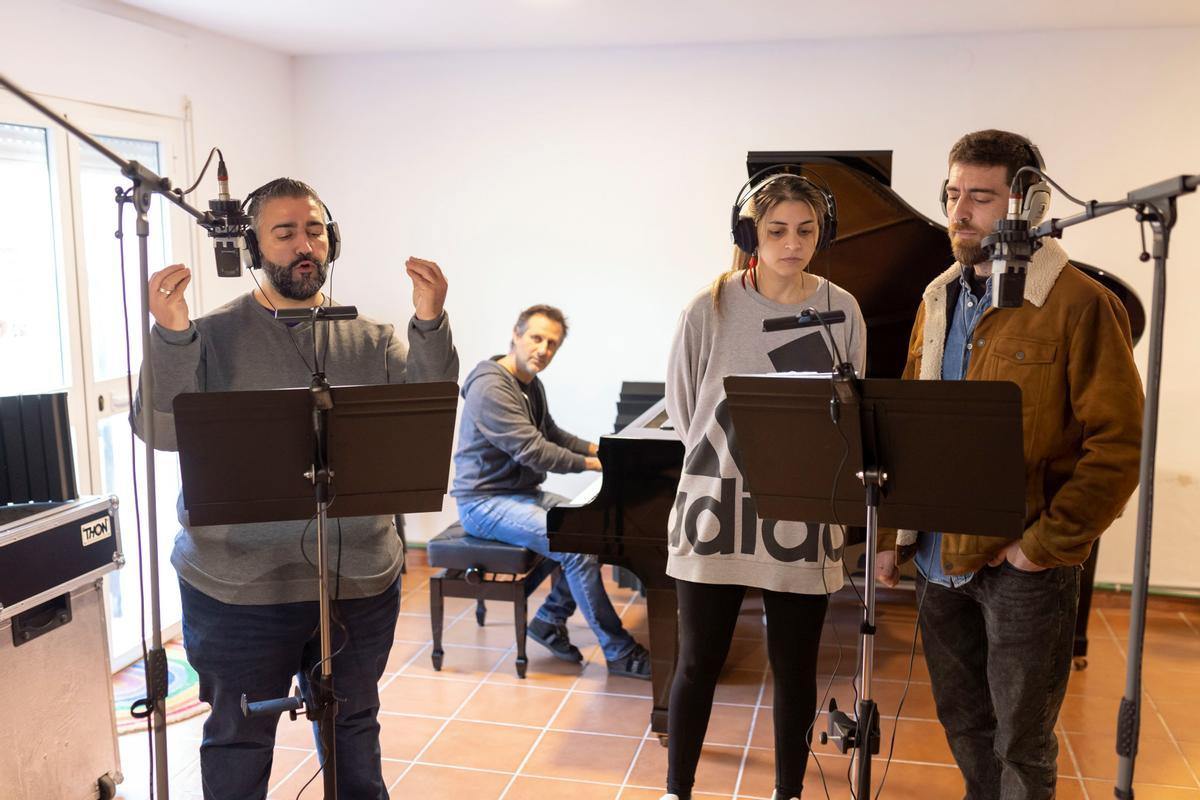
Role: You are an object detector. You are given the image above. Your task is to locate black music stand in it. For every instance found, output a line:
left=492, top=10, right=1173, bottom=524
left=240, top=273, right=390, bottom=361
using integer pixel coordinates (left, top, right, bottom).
left=724, top=374, right=1025, bottom=798
left=173, top=380, right=458, bottom=799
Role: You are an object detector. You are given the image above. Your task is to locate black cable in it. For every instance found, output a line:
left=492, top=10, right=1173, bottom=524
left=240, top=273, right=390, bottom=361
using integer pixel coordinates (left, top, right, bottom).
left=1011, top=166, right=1133, bottom=214
left=175, top=147, right=221, bottom=198
left=872, top=576, right=928, bottom=800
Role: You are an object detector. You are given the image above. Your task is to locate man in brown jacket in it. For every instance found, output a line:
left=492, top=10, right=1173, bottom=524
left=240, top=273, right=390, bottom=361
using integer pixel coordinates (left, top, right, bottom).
left=876, top=130, right=1143, bottom=800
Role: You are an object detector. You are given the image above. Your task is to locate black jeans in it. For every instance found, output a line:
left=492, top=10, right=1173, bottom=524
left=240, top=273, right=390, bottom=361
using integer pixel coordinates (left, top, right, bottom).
left=917, top=562, right=1080, bottom=800
left=667, top=579, right=828, bottom=800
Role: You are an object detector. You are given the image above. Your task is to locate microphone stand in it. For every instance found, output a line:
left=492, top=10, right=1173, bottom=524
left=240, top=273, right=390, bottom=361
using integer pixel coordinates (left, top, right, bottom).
left=760, top=309, right=881, bottom=797
left=240, top=304, right=357, bottom=800
left=0, top=72, right=243, bottom=800
left=1021, top=174, right=1199, bottom=799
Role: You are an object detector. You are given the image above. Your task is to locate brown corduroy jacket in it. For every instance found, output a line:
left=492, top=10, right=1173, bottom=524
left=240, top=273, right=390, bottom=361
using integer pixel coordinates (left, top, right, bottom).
left=880, top=239, right=1144, bottom=575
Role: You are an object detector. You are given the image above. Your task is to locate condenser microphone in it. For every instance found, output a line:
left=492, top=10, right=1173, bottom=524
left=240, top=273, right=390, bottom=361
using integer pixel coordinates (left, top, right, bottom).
left=207, top=156, right=250, bottom=278
left=982, top=192, right=1035, bottom=309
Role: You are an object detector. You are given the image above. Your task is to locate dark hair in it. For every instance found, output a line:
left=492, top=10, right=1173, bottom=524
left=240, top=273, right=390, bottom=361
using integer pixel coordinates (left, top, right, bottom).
left=948, top=129, right=1042, bottom=189
left=247, top=178, right=324, bottom=234
left=513, top=304, right=568, bottom=339
left=712, top=174, right=830, bottom=308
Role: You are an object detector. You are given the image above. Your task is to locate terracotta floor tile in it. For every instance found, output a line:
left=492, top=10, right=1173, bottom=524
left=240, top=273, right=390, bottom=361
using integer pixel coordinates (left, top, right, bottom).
left=859, top=759, right=965, bottom=798
left=378, top=713, right=446, bottom=761
left=572, top=659, right=656, bottom=698
left=713, top=668, right=767, bottom=707
left=523, top=730, right=642, bottom=783
left=1176, top=743, right=1200, bottom=777
left=383, top=639, right=430, bottom=674
left=505, top=775, right=620, bottom=799
left=394, top=611, right=439, bottom=641
left=1156, top=698, right=1200, bottom=740
left=487, top=650, right=591, bottom=689
left=272, top=714, right=319, bottom=750
left=441, top=614, right=526, bottom=649
left=404, top=642, right=511, bottom=679
left=390, top=763, right=513, bottom=799
left=551, top=691, right=654, bottom=737
left=702, top=703, right=756, bottom=747
left=459, top=683, right=569, bottom=728
left=265, top=747, right=319, bottom=797
left=1058, top=693, right=1172, bottom=738
left=1068, top=730, right=1198, bottom=785
left=627, top=739, right=745, bottom=795
left=402, top=590, right=477, bottom=615
left=1082, top=779, right=1200, bottom=799
left=1055, top=777, right=1088, bottom=800
left=378, top=674, right=479, bottom=717
left=420, top=719, right=542, bottom=772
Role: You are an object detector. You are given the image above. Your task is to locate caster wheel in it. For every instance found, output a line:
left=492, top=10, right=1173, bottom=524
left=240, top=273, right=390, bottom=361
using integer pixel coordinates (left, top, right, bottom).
left=98, top=775, right=118, bottom=800
left=1072, top=656, right=1088, bottom=671
left=657, top=734, right=669, bottom=748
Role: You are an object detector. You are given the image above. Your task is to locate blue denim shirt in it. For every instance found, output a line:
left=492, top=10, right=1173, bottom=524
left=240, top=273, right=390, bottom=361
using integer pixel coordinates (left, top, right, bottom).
left=915, top=268, right=992, bottom=588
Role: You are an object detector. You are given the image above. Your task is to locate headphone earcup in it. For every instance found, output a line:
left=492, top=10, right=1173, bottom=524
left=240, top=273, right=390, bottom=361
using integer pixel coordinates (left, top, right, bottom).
left=939, top=179, right=950, bottom=218
left=819, top=191, right=838, bottom=251
left=1022, top=182, right=1051, bottom=226
left=326, top=221, right=341, bottom=263
left=732, top=216, right=758, bottom=255
left=241, top=228, right=261, bottom=270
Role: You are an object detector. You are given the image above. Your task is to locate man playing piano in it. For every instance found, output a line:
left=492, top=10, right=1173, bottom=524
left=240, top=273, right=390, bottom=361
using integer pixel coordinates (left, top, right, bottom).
left=451, top=304, right=651, bottom=679
left=876, top=130, right=1143, bottom=800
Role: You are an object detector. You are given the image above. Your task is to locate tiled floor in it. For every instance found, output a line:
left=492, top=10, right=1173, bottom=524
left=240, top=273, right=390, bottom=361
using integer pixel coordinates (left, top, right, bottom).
left=116, top=557, right=1200, bottom=799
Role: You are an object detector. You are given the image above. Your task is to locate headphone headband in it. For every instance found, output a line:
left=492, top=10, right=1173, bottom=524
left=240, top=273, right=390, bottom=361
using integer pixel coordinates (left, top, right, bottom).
left=731, top=165, right=839, bottom=254
left=939, top=136, right=1051, bottom=225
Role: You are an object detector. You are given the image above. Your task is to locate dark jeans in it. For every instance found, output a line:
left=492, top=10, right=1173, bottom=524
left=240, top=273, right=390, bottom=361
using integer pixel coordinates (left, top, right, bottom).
left=179, top=577, right=401, bottom=800
left=918, top=562, right=1081, bottom=800
left=667, top=579, right=828, bottom=800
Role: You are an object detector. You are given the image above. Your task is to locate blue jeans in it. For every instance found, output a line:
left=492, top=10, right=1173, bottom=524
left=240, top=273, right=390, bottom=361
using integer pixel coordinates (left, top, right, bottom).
left=457, top=491, right=637, bottom=661
left=179, top=577, right=400, bottom=800
left=917, top=563, right=1080, bottom=800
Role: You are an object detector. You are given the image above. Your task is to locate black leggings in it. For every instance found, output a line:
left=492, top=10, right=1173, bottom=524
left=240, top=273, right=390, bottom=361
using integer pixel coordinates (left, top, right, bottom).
left=667, top=579, right=829, bottom=800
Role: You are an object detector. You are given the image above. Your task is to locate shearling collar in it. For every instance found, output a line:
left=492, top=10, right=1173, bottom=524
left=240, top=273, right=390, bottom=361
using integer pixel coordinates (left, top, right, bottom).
left=916, top=238, right=1070, bottom=381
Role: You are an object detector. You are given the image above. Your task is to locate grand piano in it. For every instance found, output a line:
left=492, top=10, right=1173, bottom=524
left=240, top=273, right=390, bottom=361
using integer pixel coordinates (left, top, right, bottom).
left=548, top=150, right=1145, bottom=740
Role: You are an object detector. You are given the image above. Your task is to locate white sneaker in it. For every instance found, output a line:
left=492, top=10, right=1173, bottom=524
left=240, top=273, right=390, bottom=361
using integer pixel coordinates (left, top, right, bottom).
left=658, top=795, right=681, bottom=800
left=769, top=793, right=799, bottom=800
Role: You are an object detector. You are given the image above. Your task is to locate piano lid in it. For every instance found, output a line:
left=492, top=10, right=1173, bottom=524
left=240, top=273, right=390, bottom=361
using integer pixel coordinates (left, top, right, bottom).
left=745, top=151, right=1146, bottom=379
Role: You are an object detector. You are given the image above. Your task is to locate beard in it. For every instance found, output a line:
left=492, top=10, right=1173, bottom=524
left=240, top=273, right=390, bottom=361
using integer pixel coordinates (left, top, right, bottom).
left=949, top=224, right=987, bottom=266
left=262, top=254, right=328, bottom=301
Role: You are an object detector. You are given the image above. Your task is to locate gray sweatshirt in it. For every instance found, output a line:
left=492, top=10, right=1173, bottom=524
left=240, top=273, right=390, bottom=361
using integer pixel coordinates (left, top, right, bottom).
left=451, top=358, right=591, bottom=497
left=132, top=292, right=459, bottom=604
left=666, top=275, right=866, bottom=594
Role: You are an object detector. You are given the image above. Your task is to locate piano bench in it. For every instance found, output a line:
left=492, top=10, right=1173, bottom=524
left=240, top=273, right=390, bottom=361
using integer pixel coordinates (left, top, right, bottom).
left=426, top=522, right=544, bottom=679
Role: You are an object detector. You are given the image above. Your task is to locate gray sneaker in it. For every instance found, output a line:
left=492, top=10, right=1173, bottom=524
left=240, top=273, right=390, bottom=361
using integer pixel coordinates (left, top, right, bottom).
left=606, top=643, right=651, bottom=680
left=528, top=618, right=583, bottom=663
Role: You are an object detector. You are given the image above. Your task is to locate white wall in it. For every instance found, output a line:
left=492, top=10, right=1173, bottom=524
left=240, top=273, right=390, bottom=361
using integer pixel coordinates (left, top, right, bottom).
left=295, top=28, right=1200, bottom=588
left=1, top=0, right=295, bottom=314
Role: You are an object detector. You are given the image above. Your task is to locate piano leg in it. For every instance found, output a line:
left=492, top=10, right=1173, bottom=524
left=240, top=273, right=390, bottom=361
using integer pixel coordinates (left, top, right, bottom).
left=643, top=580, right=679, bottom=746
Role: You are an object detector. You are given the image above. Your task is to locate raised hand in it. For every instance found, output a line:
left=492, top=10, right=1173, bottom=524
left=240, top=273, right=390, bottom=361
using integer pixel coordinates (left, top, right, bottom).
left=405, top=257, right=448, bottom=321
left=148, top=264, right=192, bottom=332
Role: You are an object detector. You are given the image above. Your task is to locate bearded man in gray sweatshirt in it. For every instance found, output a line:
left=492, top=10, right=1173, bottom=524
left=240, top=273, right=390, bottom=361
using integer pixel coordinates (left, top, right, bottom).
left=452, top=304, right=650, bottom=679
left=133, top=178, right=459, bottom=800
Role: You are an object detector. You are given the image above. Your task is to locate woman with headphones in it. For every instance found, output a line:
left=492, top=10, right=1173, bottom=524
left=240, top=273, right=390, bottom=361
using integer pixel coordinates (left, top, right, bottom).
left=661, top=170, right=866, bottom=800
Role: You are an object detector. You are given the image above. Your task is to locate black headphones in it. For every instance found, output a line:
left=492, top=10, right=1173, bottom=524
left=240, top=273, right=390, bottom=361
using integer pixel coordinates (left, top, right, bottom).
left=240, top=180, right=341, bottom=270
left=731, top=165, right=838, bottom=255
left=940, top=137, right=1051, bottom=225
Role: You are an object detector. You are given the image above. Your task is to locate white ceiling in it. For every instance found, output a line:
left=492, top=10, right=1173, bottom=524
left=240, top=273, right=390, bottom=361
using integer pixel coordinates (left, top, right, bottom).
left=113, top=0, right=1200, bottom=56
